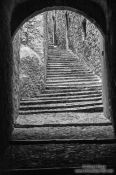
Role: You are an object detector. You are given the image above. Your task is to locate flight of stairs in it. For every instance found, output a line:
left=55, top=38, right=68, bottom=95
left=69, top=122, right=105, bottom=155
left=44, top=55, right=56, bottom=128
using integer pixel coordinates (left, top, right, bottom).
left=2, top=46, right=116, bottom=175
left=19, top=45, right=103, bottom=115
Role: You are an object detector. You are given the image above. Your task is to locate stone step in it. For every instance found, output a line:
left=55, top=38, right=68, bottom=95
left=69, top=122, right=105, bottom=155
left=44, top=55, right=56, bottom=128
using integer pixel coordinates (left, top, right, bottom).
left=20, top=96, right=102, bottom=106
left=45, top=85, right=101, bottom=89
left=46, top=72, right=92, bottom=75
left=45, top=87, right=102, bottom=93
left=48, top=54, right=77, bottom=56
left=12, top=125, right=114, bottom=140
left=46, top=79, right=100, bottom=83
left=48, top=56, right=76, bottom=58
left=19, top=105, right=103, bottom=114
left=46, top=75, right=97, bottom=79
left=19, top=100, right=102, bottom=111
left=21, top=90, right=102, bottom=100
left=48, top=53, right=74, bottom=56
left=47, top=61, right=82, bottom=63
left=47, top=63, right=83, bottom=66
left=47, top=66, right=86, bottom=69
left=46, top=75, right=100, bottom=80
left=46, top=80, right=101, bottom=85
left=47, top=71, right=94, bottom=74
left=46, top=79, right=100, bottom=84
left=47, top=63, right=84, bottom=66
left=16, top=111, right=110, bottom=126
left=46, top=76, right=100, bottom=80
left=46, top=76, right=97, bottom=80
left=20, top=94, right=102, bottom=105
left=47, top=67, right=89, bottom=70
left=46, top=70, right=92, bottom=73
left=46, top=74, right=95, bottom=77
left=47, top=64, right=87, bottom=67
left=47, top=60, right=78, bottom=63
left=46, top=70, right=93, bottom=73
left=46, top=83, right=101, bottom=89
left=47, top=73, right=95, bottom=77
left=47, top=61, right=84, bottom=64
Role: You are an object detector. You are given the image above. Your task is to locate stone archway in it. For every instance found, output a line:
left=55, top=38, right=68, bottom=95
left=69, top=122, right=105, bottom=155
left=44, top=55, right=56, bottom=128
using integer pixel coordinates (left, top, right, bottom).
left=12, top=4, right=111, bottom=126
left=0, top=0, right=115, bottom=157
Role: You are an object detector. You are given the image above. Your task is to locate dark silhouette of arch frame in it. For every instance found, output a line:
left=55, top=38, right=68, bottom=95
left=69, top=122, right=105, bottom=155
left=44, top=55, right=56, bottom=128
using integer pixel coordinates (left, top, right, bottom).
left=11, top=0, right=106, bottom=37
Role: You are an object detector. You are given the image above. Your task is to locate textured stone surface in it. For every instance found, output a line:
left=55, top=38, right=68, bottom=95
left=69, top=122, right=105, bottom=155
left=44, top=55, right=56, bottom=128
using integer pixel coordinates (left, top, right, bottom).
left=12, top=30, right=20, bottom=121
left=12, top=125, right=114, bottom=140
left=19, top=45, right=43, bottom=98
left=4, top=143, right=116, bottom=169
left=68, top=12, right=84, bottom=54
left=83, top=20, right=103, bottom=77
left=16, top=112, right=110, bottom=126
left=19, top=13, right=47, bottom=98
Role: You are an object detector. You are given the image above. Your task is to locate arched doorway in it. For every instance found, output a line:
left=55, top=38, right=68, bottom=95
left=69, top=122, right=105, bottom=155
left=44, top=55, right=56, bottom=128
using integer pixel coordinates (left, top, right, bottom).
left=1, top=0, right=116, bottom=173
left=11, top=2, right=114, bottom=132
left=12, top=7, right=113, bottom=134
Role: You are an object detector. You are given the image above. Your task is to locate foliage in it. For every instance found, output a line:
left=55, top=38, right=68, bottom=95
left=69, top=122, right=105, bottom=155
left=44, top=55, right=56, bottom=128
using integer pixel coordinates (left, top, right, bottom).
left=19, top=13, right=47, bottom=99
left=84, top=20, right=102, bottom=77
left=19, top=50, right=43, bottom=99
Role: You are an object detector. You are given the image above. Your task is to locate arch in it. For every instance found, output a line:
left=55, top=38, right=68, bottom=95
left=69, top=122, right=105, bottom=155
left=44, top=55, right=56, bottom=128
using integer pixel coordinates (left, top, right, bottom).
left=11, top=0, right=106, bottom=37
left=12, top=0, right=114, bottom=127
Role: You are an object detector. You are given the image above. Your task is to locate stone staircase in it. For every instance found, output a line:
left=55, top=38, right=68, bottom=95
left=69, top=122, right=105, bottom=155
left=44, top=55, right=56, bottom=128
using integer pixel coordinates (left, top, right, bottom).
left=2, top=46, right=116, bottom=175
left=19, top=45, right=103, bottom=115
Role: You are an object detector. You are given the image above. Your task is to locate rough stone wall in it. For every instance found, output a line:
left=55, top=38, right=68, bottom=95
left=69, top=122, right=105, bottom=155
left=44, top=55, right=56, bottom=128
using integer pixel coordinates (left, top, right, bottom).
left=66, top=12, right=102, bottom=77
left=0, top=6, right=14, bottom=156
left=68, top=12, right=84, bottom=54
left=19, top=13, right=47, bottom=98
left=47, top=11, right=54, bottom=45
left=12, top=30, right=20, bottom=121
left=47, top=10, right=67, bottom=49
left=67, top=12, right=102, bottom=78
left=55, top=10, right=67, bottom=49
left=83, top=20, right=103, bottom=77
left=21, top=14, right=44, bottom=58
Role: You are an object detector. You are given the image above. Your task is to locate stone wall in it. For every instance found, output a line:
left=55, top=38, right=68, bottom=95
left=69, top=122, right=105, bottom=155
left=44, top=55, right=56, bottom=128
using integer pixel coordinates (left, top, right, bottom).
left=19, top=13, right=47, bottom=99
left=83, top=20, right=103, bottom=77
left=21, top=14, right=44, bottom=57
left=47, top=10, right=67, bottom=49
left=12, top=30, right=20, bottom=121
left=47, top=11, right=54, bottom=45
left=68, top=12, right=84, bottom=54
left=55, top=10, right=67, bottom=49
left=67, top=12, right=102, bottom=77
